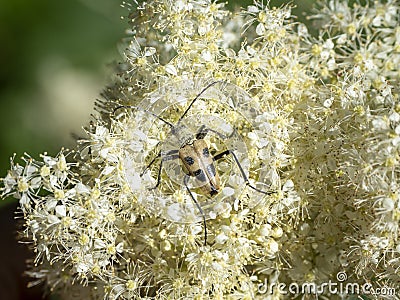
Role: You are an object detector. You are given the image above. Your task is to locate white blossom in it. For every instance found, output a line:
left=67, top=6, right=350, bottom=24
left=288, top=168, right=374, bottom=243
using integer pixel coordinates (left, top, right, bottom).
left=1, top=0, right=400, bottom=299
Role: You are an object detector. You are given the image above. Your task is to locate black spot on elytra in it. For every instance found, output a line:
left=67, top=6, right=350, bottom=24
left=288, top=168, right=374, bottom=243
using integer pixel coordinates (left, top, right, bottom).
left=184, top=156, right=195, bottom=165
left=193, top=169, right=206, bottom=182
left=203, top=148, right=210, bottom=157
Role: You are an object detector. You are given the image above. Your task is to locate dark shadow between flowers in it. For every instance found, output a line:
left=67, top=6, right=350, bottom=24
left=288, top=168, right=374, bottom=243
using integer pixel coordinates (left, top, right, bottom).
left=0, top=201, right=48, bottom=300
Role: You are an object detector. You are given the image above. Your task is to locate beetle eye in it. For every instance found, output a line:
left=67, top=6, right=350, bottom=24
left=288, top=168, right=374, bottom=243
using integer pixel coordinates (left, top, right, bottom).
left=203, top=148, right=210, bottom=157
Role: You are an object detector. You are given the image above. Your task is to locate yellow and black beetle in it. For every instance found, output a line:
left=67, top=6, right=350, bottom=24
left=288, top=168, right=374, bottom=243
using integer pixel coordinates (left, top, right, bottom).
left=115, top=81, right=275, bottom=245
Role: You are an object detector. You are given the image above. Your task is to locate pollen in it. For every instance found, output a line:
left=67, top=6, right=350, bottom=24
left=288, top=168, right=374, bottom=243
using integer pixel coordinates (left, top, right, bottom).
left=17, top=179, right=29, bottom=192
left=258, top=11, right=267, bottom=23
left=79, top=234, right=90, bottom=246
left=61, top=216, right=72, bottom=227
left=346, top=23, right=357, bottom=35
left=353, top=52, right=364, bottom=64
left=126, top=279, right=137, bottom=291
left=54, top=189, right=65, bottom=199
left=311, top=44, right=322, bottom=56
left=106, top=245, right=116, bottom=255
left=40, top=165, right=51, bottom=177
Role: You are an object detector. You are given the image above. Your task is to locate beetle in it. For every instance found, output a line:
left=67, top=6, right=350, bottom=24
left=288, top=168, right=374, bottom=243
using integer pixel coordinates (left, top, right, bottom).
left=115, top=81, right=275, bottom=245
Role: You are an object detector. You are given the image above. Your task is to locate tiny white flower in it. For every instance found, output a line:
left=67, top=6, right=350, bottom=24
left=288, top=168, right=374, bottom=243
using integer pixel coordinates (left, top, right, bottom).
left=215, top=233, right=229, bottom=244
left=165, top=64, right=178, bottom=76
left=55, top=205, right=66, bottom=217
left=222, top=187, right=235, bottom=197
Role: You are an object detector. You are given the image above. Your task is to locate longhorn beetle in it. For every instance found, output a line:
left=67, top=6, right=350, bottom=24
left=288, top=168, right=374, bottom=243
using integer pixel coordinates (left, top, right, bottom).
left=115, top=81, right=276, bottom=245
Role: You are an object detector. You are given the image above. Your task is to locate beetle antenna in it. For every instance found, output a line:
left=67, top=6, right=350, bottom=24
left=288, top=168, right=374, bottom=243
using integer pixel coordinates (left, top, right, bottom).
left=114, top=105, right=174, bottom=127
left=178, top=80, right=224, bottom=123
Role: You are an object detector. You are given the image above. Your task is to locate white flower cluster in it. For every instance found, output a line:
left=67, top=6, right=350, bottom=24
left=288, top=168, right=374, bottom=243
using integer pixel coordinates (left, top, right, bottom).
left=1, top=0, right=400, bottom=299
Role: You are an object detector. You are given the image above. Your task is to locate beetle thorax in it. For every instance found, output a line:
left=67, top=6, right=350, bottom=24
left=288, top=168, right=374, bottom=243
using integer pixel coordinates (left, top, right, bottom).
left=171, top=124, right=196, bottom=148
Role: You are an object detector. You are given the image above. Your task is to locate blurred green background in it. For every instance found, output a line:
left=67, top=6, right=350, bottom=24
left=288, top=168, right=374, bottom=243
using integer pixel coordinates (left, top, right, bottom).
left=0, top=0, right=126, bottom=195
left=0, top=1, right=126, bottom=298
left=0, top=0, right=314, bottom=299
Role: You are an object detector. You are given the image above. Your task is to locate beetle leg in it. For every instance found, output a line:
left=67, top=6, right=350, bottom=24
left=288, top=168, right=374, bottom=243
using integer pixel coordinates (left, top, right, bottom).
left=184, top=175, right=208, bottom=245
left=144, top=149, right=179, bottom=190
left=140, top=150, right=161, bottom=177
left=213, top=150, right=276, bottom=196
left=148, top=157, right=163, bottom=191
